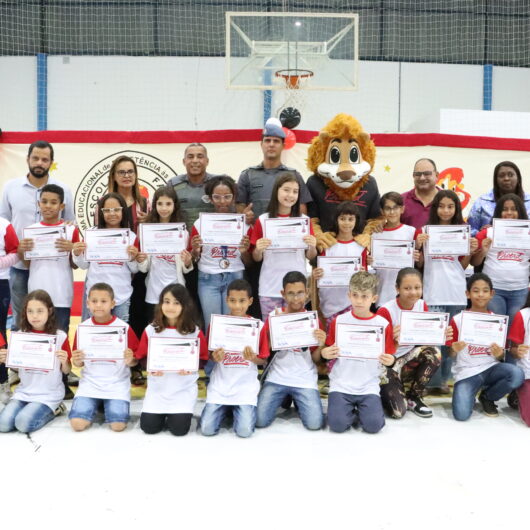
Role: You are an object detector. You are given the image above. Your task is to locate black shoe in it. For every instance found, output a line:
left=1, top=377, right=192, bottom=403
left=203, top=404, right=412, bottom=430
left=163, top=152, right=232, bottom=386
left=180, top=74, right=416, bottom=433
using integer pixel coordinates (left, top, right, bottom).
left=479, top=391, right=498, bottom=417
left=64, top=386, right=75, bottom=400
left=507, top=390, right=519, bottom=410
left=407, top=394, right=433, bottom=418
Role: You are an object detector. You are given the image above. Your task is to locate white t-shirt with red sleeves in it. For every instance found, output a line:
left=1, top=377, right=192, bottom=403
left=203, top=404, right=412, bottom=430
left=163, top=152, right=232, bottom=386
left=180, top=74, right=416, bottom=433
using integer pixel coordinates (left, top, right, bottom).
left=447, top=311, right=499, bottom=383
left=318, top=240, right=367, bottom=318
left=73, top=316, right=139, bottom=402
left=477, top=227, right=530, bottom=291
left=417, top=226, right=467, bottom=306
left=136, top=324, right=208, bottom=413
left=377, top=298, right=428, bottom=358
left=73, top=230, right=138, bottom=305
left=250, top=213, right=313, bottom=298
left=508, top=308, right=530, bottom=379
left=27, top=221, right=80, bottom=308
left=326, top=311, right=395, bottom=395
left=191, top=219, right=250, bottom=274
left=261, top=310, right=322, bottom=390
left=372, top=224, right=416, bottom=306
left=12, top=329, right=71, bottom=411
left=144, top=253, right=185, bottom=304
left=207, top=318, right=269, bottom=406
left=0, top=217, right=19, bottom=280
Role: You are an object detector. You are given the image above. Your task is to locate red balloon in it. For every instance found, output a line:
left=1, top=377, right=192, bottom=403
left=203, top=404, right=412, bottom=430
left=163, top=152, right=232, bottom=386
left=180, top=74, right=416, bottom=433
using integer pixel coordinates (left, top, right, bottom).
left=283, top=128, right=296, bottom=149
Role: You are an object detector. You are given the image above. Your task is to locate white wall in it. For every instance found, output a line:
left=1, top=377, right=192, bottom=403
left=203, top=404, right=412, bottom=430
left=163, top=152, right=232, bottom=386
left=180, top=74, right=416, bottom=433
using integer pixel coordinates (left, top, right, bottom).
left=1, top=55, right=530, bottom=135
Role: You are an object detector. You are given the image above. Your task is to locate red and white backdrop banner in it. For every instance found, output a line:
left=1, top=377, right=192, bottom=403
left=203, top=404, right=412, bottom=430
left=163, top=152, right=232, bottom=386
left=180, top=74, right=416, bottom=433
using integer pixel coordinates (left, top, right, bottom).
left=2, top=130, right=530, bottom=232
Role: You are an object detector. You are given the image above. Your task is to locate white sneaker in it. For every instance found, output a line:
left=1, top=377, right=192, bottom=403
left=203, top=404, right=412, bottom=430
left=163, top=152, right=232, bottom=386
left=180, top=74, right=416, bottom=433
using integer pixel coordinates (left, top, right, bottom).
left=0, top=382, right=12, bottom=405
left=54, top=402, right=67, bottom=416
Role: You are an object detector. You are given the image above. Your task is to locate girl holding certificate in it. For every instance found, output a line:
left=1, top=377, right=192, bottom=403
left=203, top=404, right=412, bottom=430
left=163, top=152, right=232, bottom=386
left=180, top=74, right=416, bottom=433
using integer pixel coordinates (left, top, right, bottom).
left=0, top=290, right=71, bottom=433
left=448, top=273, right=523, bottom=421
left=472, top=194, right=530, bottom=328
left=137, top=186, right=193, bottom=323
left=507, top=292, right=530, bottom=426
left=377, top=268, right=442, bottom=419
left=250, top=173, right=317, bottom=318
left=73, top=193, right=139, bottom=323
left=416, top=190, right=478, bottom=395
left=312, top=201, right=367, bottom=330
left=135, top=284, right=208, bottom=436
left=190, top=176, right=252, bottom=331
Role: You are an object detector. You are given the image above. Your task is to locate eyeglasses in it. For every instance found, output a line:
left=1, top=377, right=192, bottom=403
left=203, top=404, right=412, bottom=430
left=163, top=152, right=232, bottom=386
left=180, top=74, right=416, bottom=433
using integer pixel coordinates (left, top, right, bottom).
left=101, top=207, right=123, bottom=214
left=383, top=205, right=401, bottom=213
left=413, top=171, right=434, bottom=177
left=116, top=170, right=135, bottom=177
left=211, top=194, right=234, bottom=201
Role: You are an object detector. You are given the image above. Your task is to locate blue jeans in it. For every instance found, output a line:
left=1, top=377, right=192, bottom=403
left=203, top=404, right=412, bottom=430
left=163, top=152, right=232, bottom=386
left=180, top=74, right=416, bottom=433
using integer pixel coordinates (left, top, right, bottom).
left=327, top=391, right=385, bottom=434
left=0, top=399, right=55, bottom=433
left=200, top=403, right=256, bottom=438
left=427, top=305, right=466, bottom=386
left=452, top=363, right=524, bottom=421
left=256, top=381, right=323, bottom=430
left=198, top=270, right=244, bottom=330
left=69, top=396, right=130, bottom=424
left=8, top=267, right=29, bottom=331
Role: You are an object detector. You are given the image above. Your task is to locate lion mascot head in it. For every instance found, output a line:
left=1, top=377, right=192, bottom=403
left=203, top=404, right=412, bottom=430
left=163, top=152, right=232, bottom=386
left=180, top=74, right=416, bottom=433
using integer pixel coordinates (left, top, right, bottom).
left=307, top=113, right=376, bottom=201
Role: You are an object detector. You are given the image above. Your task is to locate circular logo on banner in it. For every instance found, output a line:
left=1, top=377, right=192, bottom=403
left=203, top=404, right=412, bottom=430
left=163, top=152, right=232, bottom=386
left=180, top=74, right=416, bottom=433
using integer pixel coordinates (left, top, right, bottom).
left=75, top=150, right=178, bottom=232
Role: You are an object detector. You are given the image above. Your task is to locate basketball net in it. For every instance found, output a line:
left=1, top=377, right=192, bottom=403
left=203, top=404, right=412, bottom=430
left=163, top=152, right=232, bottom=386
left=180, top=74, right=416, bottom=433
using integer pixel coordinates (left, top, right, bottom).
left=274, top=68, right=313, bottom=116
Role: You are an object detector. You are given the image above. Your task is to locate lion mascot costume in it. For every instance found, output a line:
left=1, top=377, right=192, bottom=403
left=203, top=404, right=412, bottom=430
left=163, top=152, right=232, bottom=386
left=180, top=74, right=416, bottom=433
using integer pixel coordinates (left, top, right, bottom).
left=306, top=113, right=382, bottom=250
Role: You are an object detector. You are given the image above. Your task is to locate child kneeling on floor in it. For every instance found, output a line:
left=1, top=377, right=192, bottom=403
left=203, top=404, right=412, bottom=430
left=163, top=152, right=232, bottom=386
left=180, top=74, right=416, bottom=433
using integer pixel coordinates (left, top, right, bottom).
left=322, top=271, right=395, bottom=434
left=69, top=282, right=139, bottom=432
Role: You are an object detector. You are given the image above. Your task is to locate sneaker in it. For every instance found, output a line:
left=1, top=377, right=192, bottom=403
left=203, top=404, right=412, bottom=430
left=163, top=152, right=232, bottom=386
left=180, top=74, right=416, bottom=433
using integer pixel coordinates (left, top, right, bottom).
left=54, top=402, right=67, bottom=416
left=67, top=372, right=80, bottom=386
left=479, top=391, right=499, bottom=417
left=407, top=394, right=433, bottom=418
left=7, top=369, right=19, bottom=386
left=64, top=386, right=75, bottom=400
left=0, top=382, right=12, bottom=405
left=507, top=390, right=519, bottom=410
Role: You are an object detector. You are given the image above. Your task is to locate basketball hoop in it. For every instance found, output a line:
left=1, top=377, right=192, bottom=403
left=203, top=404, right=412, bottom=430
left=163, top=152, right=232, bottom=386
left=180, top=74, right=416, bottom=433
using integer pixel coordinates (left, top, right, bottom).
left=275, top=68, right=314, bottom=89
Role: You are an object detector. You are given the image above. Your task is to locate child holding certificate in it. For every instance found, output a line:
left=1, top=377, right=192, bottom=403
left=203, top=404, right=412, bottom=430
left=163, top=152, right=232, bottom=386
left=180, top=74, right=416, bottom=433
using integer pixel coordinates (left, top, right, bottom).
left=250, top=173, right=317, bottom=318
left=370, top=192, right=417, bottom=306
left=448, top=273, right=523, bottom=421
left=377, top=268, right=443, bottom=418
left=135, top=283, right=208, bottom=436
left=256, top=271, right=326, bottom=430
left=72, top=193, right=139, bottom=322
left=312, top=201, right=367, bottom=330
left=69, top=283, right=139, bottom=432
left=416, top=190, right=478, bottom=395
left=0, top=290, right=71, bottom=433
left=17, top=184, right=80, bottom=333
left=201, top=279, right=268, bottom=438
left=508, top=291, right=530, bottom=426
left=190, top=176, right=252, bottom=331
left=322, top=272, right=395, bottom=434
left=472, top=194, right=530, bottom=328
left=136, top=186, right=193, bottom=323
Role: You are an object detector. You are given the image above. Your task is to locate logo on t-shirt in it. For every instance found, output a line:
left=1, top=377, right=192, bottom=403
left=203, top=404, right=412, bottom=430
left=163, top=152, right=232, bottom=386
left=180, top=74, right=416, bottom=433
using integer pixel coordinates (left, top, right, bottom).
left=223, top=353, right=250, bottom=367
left=75, top=150, right=178, bottom=232
left=497, top=250, right=524, bottom=262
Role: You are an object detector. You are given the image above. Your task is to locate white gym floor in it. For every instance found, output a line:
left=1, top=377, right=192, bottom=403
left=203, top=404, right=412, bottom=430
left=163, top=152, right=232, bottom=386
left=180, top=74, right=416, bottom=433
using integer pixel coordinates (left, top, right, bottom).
left=3, top=395, right=528, bottom=529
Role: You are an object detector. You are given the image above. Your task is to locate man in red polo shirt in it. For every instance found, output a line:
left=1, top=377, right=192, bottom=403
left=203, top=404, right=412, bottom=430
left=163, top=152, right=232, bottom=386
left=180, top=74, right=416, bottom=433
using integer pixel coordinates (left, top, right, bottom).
left=400, top=158, right=440, bottom=229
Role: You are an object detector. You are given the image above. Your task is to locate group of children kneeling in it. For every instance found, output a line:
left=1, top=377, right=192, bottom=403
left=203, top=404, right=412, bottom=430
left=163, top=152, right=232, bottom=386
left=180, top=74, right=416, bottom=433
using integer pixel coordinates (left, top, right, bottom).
left=0, top=262, right=528, bottom=439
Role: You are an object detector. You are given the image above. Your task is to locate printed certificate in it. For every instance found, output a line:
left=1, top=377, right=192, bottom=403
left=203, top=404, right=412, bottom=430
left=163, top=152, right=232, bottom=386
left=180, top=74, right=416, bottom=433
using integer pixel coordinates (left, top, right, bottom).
left=23, top=225, right=68, bottom=259
left=336, top=323, right=384, bottom=360
left=426, top=225, right=470, bottom=256
left=140, top=223, right=188, bottom=254
left=208, top=314, right=260, bottom=354
left=263, top=217, right=310, bottom=250
left=460, top=311, right=508, bottom=348
left=147, top=337, right=199, bottom=372
left=6, top=332, right=57, bottom=370
left=77, top=324, right=127, bottom=361
left=398, top=311, right=449, bottom=346
left=84, top=228, right=130, bottom=262
left=269, top=311, right=319, bottom=350
left=199, top=213, right=245, bottom=246
left=371, top=239, right=415, bottom=269
left=317, top=256, right=361, bottom=287
left=492, top=219, right=530, bottom=250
